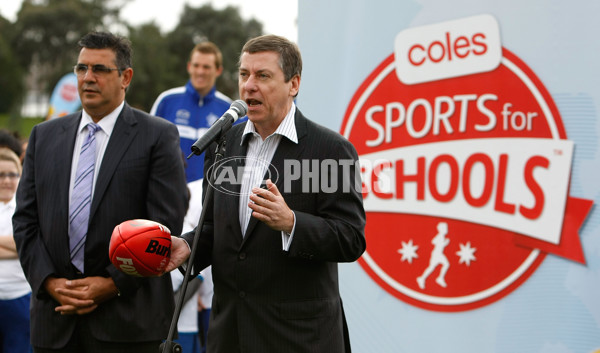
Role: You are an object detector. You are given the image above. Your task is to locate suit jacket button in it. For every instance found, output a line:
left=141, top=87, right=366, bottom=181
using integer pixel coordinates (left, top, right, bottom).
left=239, top=291, right=246, bottom=298
left=238, top=252, right=246, bottom=260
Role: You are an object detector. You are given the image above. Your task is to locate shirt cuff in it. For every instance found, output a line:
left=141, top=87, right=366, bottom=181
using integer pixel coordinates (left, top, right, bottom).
left=178, top=237, right=192, bottom=274
left=281, top=211, right=296, bottom=251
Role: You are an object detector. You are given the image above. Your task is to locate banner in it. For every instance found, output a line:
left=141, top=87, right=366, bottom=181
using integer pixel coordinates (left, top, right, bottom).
left=46, top=72, right=80, bottom=120
left=299, top=1, right=600, bottom=352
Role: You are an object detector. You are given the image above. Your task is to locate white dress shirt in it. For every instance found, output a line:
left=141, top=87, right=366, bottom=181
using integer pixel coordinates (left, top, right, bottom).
left=69, top=101, right=123, bottom=202
left=238, top=103, right=298, bottom=250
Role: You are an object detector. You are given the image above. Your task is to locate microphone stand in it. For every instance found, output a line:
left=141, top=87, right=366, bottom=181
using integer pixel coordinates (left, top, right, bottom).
left=160, top=135, right=228, bottom=353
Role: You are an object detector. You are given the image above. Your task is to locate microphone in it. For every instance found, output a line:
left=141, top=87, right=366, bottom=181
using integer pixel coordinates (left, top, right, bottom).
left=188, top=100, right=248, bottom=158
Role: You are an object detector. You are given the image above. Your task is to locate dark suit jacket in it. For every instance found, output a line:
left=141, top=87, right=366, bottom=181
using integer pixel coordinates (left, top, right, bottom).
left=183, top=109, right=366, bottom=353
left=13, top=104, right=188, bottom=348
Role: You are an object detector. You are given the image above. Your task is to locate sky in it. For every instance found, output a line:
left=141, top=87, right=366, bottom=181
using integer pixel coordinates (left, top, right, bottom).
left=0, top=0, right=298, bottom=42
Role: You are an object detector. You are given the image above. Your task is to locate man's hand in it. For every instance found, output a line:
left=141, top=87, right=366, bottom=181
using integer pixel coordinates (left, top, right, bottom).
left=165, top=236, right=192, bottom=272
left=46, top=276, right=119, bottom=315
left=248, top=179, right=294, bottom=233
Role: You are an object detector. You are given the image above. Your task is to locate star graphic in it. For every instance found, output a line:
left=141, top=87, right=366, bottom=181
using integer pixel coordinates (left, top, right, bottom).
left=398, top=239, right=419, bottom=264
left=456, top=242, right=476, bottom=266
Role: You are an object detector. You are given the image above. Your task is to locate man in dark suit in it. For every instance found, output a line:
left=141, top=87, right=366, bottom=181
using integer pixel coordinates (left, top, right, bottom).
left=13, top=31, right=188, bottom=352
left=167, top=35, right=366, bottom=353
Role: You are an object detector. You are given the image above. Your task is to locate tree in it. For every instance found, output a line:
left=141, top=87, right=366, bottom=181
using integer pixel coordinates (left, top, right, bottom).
left=127, top=22, right=181, bottom=111
left=11, top=0, right=126, bottom=94
left=4, top=0, right=265, bottom=116
left=166, top=4, right=263, bottom=100
left=0, top=15, right=25, bottom=115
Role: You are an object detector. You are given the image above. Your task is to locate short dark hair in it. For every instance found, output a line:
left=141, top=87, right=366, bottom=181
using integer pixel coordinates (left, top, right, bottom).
left=0, top=129, right=22, bottom=158
left=239, top=35, right=302, bottom=83
left=78, top=31, right=133, bottom=73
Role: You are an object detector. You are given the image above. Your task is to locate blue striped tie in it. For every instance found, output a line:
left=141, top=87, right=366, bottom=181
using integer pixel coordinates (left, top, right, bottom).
left=69, top=123, right=101, bottom=273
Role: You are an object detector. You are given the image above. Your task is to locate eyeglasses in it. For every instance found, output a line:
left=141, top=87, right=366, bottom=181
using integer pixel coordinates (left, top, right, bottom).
left=0, top=172, right=19, bottom=180
left=73, top=64, right=121, bottom=76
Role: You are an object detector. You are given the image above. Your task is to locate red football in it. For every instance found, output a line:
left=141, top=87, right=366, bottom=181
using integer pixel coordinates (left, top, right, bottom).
left=109, top=219, right=172, bottom=277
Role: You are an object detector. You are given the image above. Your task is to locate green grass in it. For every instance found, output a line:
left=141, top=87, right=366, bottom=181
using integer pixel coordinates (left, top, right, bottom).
left=0, top=114, right=45, bottom=139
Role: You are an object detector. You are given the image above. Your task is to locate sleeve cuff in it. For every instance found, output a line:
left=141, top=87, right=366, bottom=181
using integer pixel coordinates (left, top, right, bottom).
left=281, top=211, right=296, bottom=251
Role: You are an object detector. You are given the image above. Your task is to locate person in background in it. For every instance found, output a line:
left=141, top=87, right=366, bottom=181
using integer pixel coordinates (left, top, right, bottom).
left=170, top=270, right=202, bottom=353
left=180, top=180, right=212, bottom=353
left=0, top=129, right=23, bottom=163
left=13, top=31, right=187, bottom=353
left=152, top=41, right=245, bottom=352
left=150, top=41, right=234, bottom=183
left=167, top=34, right=367, bottom=353
left=169, top=180, right=204, bottom=353
left=0, top=147, right=31, bottom=353
left=196, top=267, right=213, bottom=353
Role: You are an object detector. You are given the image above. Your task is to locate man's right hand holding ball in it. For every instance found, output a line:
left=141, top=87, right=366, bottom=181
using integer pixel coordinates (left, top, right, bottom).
left=165, top=237, right=191, bottom=273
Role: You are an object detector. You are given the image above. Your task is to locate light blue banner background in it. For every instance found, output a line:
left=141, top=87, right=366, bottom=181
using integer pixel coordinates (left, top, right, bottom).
left=297, top=1, right=600, bottom=352
left=47, top=72, right=80, bottom=120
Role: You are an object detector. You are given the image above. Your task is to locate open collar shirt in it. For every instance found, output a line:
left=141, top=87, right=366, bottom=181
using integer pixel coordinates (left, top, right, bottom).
left=238, top=103, right=298, bottom=250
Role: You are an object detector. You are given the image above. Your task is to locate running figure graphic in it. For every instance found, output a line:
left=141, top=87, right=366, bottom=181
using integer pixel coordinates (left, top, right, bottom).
left=417, top=222, right=450, bottom=289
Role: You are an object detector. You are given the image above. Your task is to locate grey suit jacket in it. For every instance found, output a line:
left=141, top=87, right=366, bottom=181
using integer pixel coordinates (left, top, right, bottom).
left=13, top=104, right=188, bottom=348
left=184, top=109, right=366, bottom=353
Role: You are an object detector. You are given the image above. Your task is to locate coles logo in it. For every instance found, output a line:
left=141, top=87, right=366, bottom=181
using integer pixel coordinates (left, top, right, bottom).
left=341, top=14, right=593, bottom=312
left=60, top=83, right=78, bottom=102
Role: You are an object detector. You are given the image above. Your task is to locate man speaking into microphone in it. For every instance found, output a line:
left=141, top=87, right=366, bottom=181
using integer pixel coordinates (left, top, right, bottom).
left=167, top=34, right=366, bottom=353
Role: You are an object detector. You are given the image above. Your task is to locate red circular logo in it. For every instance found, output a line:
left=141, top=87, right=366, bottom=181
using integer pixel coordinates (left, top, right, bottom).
left=341, top=48, right=569, bottom=311
left=60, top=83, right=78, bottom=102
